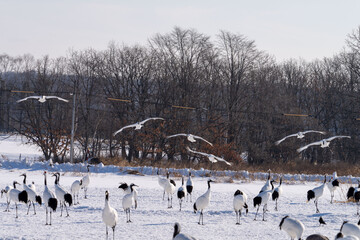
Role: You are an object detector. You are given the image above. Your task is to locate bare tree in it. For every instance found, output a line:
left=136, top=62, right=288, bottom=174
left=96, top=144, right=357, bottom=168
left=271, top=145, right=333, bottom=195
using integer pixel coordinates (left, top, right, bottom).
left=67, top=49, right=106, bottom=161
left=216, top=30, right=266, bottom=145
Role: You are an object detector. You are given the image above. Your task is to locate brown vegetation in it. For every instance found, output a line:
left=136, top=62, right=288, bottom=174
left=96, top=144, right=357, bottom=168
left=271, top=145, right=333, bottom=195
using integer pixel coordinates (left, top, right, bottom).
left=100, top=155, right=360, bottom=177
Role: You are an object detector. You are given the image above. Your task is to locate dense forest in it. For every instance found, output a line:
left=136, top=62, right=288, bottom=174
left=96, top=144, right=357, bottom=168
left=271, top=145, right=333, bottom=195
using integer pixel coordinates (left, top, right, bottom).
left=0, top=26, right=360, bottom=168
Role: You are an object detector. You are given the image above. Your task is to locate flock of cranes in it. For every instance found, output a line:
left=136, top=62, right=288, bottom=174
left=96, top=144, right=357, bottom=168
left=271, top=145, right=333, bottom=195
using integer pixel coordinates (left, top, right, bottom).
left=158, top=168, right=360, bottom=239
left=1, top=168, right=91, bottom=224
left=112, top=117, right=230, bottom=167
left=15, top=96, right=352, bottom=160
left=112, top=118, right=351, bottom=167
left=11, top=95, right=354, bottom=152
left=156, top=169, right=360, bottom=239
left=13, top=99, right=353, bottom=167
left=279, top=216, right=360, bottom=240
left=0, top=116, right=355, bottom=239
left=113, top=118, right=352, bottom=166
left=275, top=130, right=351, bottom=153
left=2, top=167, right=360, bottom=239
left=250, top=170, right=360, bottom=240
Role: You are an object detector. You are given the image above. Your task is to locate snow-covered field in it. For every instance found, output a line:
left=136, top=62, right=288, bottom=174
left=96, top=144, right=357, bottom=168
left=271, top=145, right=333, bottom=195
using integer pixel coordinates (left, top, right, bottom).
left=0, top=134, right=42, bottom=161
left=0, top=134, right=359, bottom=239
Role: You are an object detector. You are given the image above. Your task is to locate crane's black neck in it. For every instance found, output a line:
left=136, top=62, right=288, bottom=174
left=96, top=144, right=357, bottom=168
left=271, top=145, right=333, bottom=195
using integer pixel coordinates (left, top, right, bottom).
left=44, top=173, right=47, bottom=186
left=207, top=180, right=212, bottom=189
left=270, top=180, right=275, bottom=190
left=13, top=181, right=17, bottom=188
left=279, top=216, right=289, bottom=229
left=340, top=221, right=348, bottom=232
left=173, top=224, right=180, bottom=238
left=22, top=174, right=27, bottom=184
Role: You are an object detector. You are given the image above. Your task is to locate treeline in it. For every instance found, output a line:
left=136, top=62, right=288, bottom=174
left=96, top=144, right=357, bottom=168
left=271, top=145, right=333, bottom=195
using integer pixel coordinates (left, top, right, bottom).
left=0, top=26, right=359, bottom=167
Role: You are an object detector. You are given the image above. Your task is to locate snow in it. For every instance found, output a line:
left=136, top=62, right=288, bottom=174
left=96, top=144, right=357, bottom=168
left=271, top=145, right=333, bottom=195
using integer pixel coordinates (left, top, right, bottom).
left=0, top=134, right=359, bottom=239
left=0, top=134, right=43, bottom=161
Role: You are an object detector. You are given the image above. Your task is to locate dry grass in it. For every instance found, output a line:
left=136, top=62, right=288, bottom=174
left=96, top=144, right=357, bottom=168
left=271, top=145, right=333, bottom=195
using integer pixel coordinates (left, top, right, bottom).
left=99, top=156, right=360, bottom=178
left=223, top=177, right=234, bottom=183
left=236, top=162, right=360, bottom=177
left=125, top=170, right=144, bottom=176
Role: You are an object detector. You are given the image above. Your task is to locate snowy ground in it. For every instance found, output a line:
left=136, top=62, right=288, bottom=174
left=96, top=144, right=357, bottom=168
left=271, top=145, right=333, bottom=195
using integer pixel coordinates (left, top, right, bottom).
left=1, top=168, right=360, bottom=239
left=0, top=135, right=360, bottom=239
left=0, top=134, right=42, bottom=161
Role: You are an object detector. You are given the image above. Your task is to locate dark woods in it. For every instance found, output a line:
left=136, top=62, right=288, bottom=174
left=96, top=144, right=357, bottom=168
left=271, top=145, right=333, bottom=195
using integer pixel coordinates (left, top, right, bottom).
left=0, top=27, right=359, bottom=168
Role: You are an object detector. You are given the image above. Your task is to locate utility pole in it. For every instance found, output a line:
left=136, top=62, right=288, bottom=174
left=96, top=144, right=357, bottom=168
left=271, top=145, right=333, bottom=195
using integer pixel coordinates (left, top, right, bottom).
left=0, top=78, right=3, bottom=131
left=70, top=92, right=76, bottom=163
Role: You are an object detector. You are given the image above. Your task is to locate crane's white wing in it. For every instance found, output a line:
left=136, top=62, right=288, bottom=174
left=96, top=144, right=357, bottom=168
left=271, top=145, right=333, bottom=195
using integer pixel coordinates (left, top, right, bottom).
left=139, top=117, right=164, bottom=125
left=186, top=147, right=217, bottom=162
left=166, top=133, right=188, bottom=139
left=113, top=124, right=138, bottom=136
left=302, top=130, right=326, bottom=135
left=275, top=133, right=298, bottom=145
left=214, top=155, right=232, bottom=165
left=45, top=96, right=69, bottom=102
left=297, top=140, right=323, bottom=152
left=16, top=96, right=41, bottom=103
left=325, top=135, right=351, bottom=142
left=186, top=147, right=207, bottom=156
left=187, top=147, right=230, bottom=165
left=192, top=135, right=213, bottom=146
left=57, top=97, right=69, bottom=102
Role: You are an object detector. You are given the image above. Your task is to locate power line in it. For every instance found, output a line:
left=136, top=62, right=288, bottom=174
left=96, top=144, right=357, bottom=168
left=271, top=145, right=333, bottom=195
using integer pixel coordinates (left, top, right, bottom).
left=10, top=90, right=35, bottom=93
left=4, top=89, right=360, bottom=121
left=107, top=97, right=131, bottom=103
left=282, top=113, right=311, bottom=117
left=171, top=105, right=196, bottom=110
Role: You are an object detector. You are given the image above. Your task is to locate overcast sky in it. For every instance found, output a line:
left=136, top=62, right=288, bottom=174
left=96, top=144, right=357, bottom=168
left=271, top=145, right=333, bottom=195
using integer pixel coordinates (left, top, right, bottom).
left=1, top=0, right=359, bottom=62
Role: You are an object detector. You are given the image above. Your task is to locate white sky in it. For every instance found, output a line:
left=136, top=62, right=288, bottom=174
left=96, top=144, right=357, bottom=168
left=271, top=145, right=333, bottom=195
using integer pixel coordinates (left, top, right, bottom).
left=1, top=0, right=359, bottom=62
